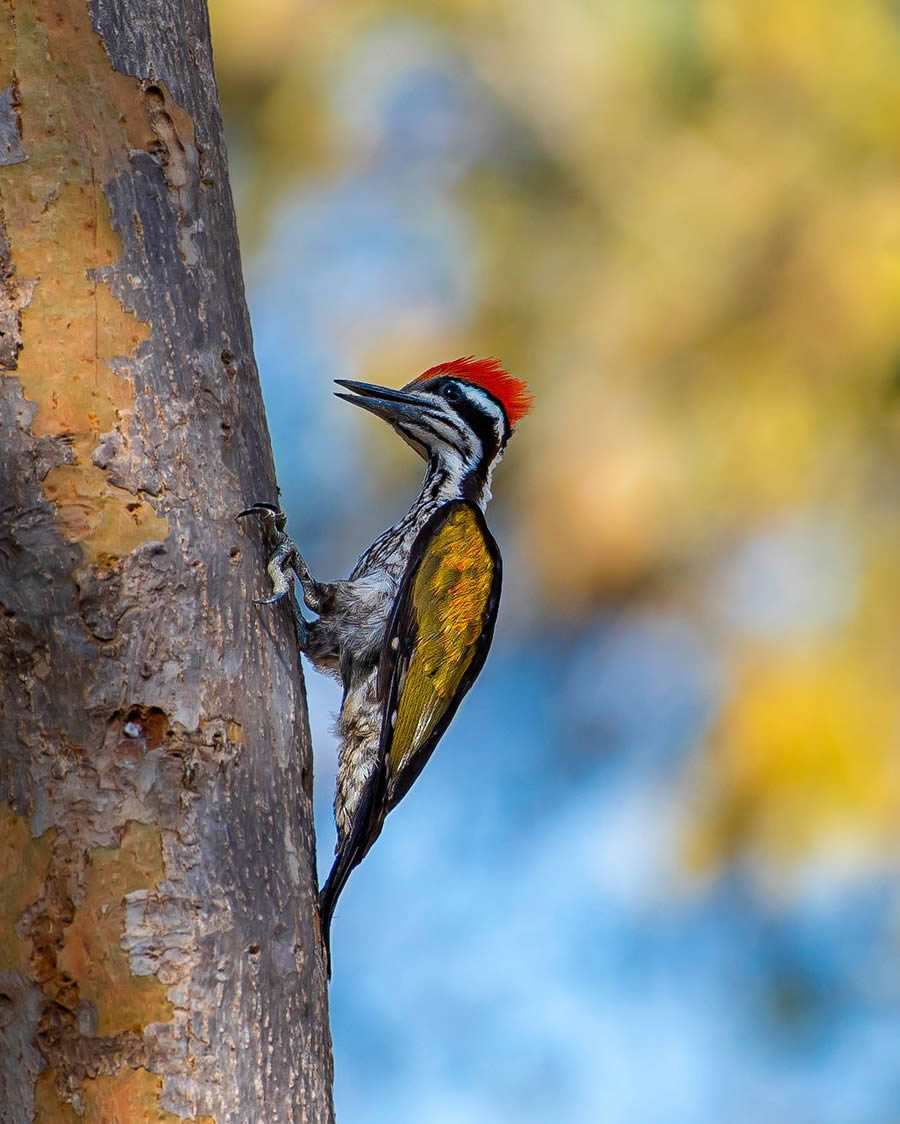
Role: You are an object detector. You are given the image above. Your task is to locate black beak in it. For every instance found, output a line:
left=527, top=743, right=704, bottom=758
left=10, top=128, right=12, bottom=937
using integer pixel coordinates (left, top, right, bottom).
left=334, top=379, right=426, bottom=427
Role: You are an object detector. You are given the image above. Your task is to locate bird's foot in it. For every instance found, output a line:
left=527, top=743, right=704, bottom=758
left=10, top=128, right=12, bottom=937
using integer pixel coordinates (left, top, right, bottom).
left=236, top=501, right=309, bottom=648
left=236, top=501, right=297, bottom=603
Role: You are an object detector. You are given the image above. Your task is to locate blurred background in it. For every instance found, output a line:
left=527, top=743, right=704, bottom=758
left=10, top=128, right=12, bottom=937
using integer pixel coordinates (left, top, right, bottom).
left=209, top=2, right=900, bottom=1120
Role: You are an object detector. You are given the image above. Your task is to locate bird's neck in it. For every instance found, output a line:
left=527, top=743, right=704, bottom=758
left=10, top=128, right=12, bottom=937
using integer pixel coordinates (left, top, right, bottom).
left=417, top=449, right=497, bottom=513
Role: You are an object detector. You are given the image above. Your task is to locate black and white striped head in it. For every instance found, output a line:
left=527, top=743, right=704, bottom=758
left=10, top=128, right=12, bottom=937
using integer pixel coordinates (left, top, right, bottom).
left=335, top=358, right=532, bottom=506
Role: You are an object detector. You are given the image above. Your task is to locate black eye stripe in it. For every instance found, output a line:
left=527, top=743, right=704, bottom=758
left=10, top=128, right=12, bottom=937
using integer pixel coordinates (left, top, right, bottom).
left=447, top=393, right=499, bottom=459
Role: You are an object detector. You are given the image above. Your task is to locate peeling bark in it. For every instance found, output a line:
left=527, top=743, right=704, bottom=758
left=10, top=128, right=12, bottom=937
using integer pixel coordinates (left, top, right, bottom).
left=0, top=2, right=334, bottom=1122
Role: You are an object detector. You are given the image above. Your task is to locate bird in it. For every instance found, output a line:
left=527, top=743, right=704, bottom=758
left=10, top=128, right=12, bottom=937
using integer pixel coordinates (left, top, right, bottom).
left=238, top=357, right=532, bottom=975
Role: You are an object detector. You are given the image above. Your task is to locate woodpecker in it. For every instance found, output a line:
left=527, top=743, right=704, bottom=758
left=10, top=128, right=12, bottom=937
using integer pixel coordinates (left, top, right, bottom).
left=239, top=357, right=532, bottom=974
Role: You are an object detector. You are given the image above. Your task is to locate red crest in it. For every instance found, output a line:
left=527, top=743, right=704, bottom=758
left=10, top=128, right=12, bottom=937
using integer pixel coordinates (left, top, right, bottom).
left=412, top=357, right=533, bottom=428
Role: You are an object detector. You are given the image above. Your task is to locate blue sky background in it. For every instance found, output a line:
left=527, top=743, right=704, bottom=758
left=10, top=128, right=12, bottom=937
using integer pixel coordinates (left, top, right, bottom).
left=227, top=20, right=900, bottom=1123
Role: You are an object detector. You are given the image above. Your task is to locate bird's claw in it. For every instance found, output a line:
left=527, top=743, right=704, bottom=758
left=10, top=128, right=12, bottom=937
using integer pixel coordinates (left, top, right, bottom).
left=253, top=591, right=288, bottom=606
left=236, top=501, right=287, bottom=537
left=237, top=500, right=311, bottom=651
left=238, top=500, right=303, bottom=602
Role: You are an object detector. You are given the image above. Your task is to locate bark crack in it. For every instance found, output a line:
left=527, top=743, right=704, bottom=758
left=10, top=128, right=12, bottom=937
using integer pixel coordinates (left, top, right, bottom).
left=0, top=210, right=36, bottom=371
left=143, top=83, right=201, bottom=266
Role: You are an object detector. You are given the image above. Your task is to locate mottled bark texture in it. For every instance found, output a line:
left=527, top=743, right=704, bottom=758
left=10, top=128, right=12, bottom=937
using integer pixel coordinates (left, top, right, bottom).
left=0, top=2, right=335, bottom=1121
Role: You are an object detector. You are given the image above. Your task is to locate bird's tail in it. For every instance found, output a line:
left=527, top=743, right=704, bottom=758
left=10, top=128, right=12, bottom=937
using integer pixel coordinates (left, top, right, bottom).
left=317, top=766, right=387, bottom=979
left=318, top=849, right=357, bottom=980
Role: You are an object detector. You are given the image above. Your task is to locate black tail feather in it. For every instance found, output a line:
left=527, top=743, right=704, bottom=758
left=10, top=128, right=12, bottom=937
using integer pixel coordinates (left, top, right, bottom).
left=317, top=846, right=359, bottom=980
left=317, top=765, right=387, bottom=979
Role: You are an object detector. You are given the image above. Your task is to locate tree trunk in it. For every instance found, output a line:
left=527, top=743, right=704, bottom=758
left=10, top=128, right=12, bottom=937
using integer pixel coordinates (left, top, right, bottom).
left=0, top=2, right=334, bottom=1121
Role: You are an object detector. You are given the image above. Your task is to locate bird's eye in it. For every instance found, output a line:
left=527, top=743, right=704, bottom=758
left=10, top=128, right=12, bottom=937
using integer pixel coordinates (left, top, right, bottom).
left=442, top=383, right=462, bottom=403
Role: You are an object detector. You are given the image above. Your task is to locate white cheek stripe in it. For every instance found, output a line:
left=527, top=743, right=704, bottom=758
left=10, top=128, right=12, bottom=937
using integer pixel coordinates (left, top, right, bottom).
left=459, top=383, right=504, bottom=421
left=458, top=383, right=507, bottom=448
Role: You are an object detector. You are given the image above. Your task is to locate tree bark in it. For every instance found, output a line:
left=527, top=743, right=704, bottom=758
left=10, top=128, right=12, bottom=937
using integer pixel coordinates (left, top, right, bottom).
left=0, top=2, right=334, bottom=1121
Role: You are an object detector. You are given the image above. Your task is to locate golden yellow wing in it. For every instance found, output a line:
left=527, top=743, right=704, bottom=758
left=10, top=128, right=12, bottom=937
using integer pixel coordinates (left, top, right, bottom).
left=380, top=501, right=501, bottom=802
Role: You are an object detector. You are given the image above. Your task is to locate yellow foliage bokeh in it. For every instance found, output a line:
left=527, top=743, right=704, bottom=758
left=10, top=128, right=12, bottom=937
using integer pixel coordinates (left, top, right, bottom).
left=209, top=0, right=900, bottom=875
